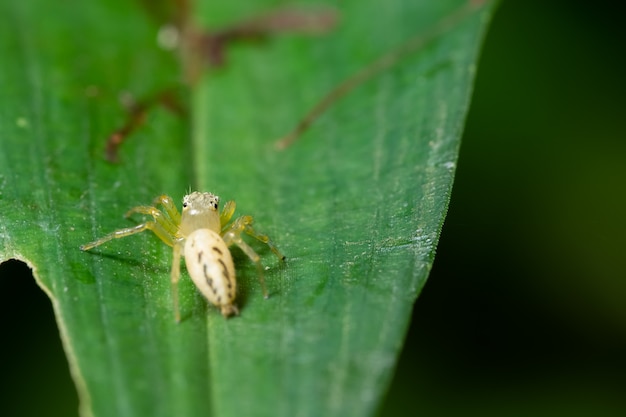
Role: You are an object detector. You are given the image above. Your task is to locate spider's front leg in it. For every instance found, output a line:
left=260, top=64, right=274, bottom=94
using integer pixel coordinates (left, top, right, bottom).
left=80, top=218, right=175, bottom=251
left=151, top=194, right=181, bottom=225
left=81, top=200, right=180, bottom=251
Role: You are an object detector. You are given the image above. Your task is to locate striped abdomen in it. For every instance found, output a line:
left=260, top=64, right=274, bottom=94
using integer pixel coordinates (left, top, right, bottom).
left=184, top=228, right=238, bottom=317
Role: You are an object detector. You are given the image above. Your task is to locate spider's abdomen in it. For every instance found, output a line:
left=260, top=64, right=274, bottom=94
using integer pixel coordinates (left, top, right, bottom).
left=184, top=229, right=238, bottom=317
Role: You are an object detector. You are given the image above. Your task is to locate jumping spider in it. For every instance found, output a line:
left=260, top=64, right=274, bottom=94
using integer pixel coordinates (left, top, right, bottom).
left=81, top=191, right=285, bottom=321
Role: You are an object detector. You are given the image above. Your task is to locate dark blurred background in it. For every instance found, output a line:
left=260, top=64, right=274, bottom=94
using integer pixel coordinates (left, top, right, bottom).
left=2, top=0, right=625, bottom=416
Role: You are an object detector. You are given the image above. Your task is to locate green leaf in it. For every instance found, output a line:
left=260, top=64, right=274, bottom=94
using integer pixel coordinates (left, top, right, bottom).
left=0, top=1, right=496, bottom=416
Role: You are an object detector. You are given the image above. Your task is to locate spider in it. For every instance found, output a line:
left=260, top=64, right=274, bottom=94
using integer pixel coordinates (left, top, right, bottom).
left=81, top=191, right=285, bottom=321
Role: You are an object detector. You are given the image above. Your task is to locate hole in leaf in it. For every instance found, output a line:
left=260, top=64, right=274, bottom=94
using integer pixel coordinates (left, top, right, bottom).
left=0, top=259, right=79, bottom=417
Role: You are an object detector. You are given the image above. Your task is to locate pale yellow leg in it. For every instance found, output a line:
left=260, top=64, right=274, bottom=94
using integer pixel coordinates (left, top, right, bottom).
left=243, top=223, right=285, bottom=261
left=222, top=215, right=285, bottom=299
left=228, top=215, right=285, bottom=260
left=171, top=243, right=182, bottom=323
left=152, top=194, right=181, bottom=225
left=219, top=200, right=236, bottom=230
left=125, top=205, right=179, bottom=237
left=222, top=230, right=268, bottom=298
left=80, top=221, right=175, bottom=251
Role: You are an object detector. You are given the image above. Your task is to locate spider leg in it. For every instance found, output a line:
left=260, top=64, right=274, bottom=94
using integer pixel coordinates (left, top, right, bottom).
left=219, top=200, right=236, bottom=230
left=222, top=228, right=269, bottom=299
left=221, top=215, right=285, bottom=298
left=80, top=220, right=175, bottom=251
left=225, top=215, right=285, bottom=260
left=171, top=242, right=183, bottom=323
left=242, top=222, right=286, bottom=261
left=152, top=194, right=181, bottom=225
left=125, top=205, right=180, bottom=237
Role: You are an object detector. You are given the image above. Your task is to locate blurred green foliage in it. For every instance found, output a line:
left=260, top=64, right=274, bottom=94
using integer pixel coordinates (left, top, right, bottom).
left=2, top=0, right=625, bottom=416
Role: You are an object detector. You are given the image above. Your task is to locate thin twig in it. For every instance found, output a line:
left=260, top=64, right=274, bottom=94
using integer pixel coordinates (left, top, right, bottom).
left=275, top=0, right=488, bottom=150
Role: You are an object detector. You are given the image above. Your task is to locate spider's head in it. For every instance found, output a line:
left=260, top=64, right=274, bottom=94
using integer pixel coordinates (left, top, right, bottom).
left=180, top=191, right=221, bottom=234
left=182, top=192, right=219, bottom=213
